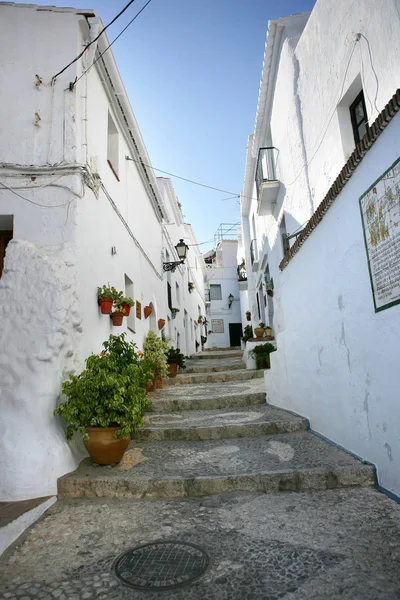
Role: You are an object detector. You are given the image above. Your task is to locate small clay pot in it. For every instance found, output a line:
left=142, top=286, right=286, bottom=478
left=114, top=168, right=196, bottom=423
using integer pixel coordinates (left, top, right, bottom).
left=254, top=327, right=265, bottom=338
left=111, top=312, right=124, bottom=326
left=168, top=363, right=178, bottom=378
left=84, top=427, right=129, bottom=465
left=154, top=377, right=163, bottom=389
left=144, top=306, right=152, bottom=319
left=99, top=298, right=113, bottom=314
left=265, top=327, right=272, bottom=337
left=121, top=303, right=131, bottom=316
left=158, top=318, right=166, bottom=330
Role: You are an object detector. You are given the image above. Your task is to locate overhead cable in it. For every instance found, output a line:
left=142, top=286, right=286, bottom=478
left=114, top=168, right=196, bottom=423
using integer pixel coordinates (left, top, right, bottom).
left=52, top=0, right=137, bottom=81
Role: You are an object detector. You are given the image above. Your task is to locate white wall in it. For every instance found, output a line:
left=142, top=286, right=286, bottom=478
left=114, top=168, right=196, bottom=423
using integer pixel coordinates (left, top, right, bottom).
left=267, top=113, right=400, bottom=496
left=207, top=241, right=242, bottom=348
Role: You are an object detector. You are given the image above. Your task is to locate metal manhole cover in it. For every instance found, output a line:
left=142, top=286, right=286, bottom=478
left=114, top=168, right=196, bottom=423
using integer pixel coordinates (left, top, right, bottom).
left=113, top=540, right=210, bottom=590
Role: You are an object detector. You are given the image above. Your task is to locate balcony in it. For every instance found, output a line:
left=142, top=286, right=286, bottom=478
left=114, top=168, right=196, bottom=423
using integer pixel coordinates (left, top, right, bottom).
left=250, top=239, right=259, bottom=272
left=204, top=289, right=211, bottom=304
left=255, top=147, right=280, bottom=216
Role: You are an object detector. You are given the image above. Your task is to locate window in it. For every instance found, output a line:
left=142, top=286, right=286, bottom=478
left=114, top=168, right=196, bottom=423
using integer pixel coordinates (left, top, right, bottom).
left=167, top=282, right=172, bottom=311
left=210, top=284, right=222, bottom=300
left=0, top=216, right=13, bottom=278
left=124, top=274, right=135, bottom=332
left=350, top=91, right=368, bottom=144
left=107, top=111, right=119, bottom=180
left=280, top=215, right=290, bottom=255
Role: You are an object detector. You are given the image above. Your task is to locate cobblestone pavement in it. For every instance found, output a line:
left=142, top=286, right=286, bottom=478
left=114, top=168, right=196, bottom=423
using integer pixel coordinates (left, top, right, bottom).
left=1, top=488, right=400, bottom=599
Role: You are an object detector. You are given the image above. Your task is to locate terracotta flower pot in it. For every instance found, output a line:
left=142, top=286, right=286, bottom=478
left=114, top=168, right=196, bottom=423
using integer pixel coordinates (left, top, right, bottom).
left=158, top=318, right=166, bottom=330
left=254, top=327, right=265, bottom=338
left=84, top=427, right=129, bottom=465
left=246, top=311, right=251, bottom=321
left=144, top=305, right=152, bottom=319
left=121, top=303, right=131, bottom=316
left=154, top=377, right=163, bottom=389
left=265, top=327, right=272, bottom=337
left=147, top=380, right=155, bottom=392
left=168, top=363, right=178, bottom=378
left=99, top=298, right=113, bottom=314
left=267, top=290, right=274, bottom=297
left=111, top=312, right=124, bottom=326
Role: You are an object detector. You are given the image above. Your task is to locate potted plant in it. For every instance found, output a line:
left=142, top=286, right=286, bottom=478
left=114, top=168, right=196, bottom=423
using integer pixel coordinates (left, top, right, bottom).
left=254, top=322, right=266, bottom=338
left=165, top=347, right=186, bottom=377
left=143, top=330, right=169, bottom=390
left=250, top=342, right=276, bottom=370
left=171, top=307, right=180, bottom=319
left=265, top=325, right=273, bottom=337
left=188, top=282, right=195, bottom=293
left=54, top=334, right=151, bottom=464
left=120, top=296, right=134, bottom=317
left=111, top=302, right=126, bottom=326
left=97, top=284, right=119, bottom=314
left=197, top=315, right=203, bottom=324
left=242, top=325, right=253, bottom=343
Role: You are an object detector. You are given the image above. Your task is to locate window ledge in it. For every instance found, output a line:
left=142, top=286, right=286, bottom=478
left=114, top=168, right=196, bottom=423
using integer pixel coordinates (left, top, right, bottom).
left=107, top=160, right=120, bottom=182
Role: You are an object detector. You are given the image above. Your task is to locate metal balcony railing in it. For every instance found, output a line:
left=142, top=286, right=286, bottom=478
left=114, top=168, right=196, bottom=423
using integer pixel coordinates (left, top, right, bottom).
left=250, top=239, right=258, bottom=266
left=204, top=289, right=211, bottom=302
left=255, top=147, right=278, bottom=196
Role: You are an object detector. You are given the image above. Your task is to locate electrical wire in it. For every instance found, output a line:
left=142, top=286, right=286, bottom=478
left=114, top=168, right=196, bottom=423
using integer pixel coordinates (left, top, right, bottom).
left=52, top=0, right=137, bottom=81
left=71, top=0, right=153, bottom=89
left=0, top=180, right=78, bottom=208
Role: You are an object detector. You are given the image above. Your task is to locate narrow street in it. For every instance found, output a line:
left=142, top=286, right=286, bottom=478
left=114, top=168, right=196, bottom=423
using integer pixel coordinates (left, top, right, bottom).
left=1, top=348, right=400, bottom=599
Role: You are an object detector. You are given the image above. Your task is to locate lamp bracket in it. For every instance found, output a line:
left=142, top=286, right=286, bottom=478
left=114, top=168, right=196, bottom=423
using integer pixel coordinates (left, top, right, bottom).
left=163, top=260, right=184, bottom=273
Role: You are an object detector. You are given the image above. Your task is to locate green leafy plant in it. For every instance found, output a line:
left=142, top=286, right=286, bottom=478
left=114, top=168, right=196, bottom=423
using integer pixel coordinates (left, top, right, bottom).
left=188, top=282, right=195, bottom=292
left=143, top=330, right=169, bottom=379
left=121, top=296, right=135, bottom=307
left=165, top=347, right=186, bottom=369
left=112, top=302, right=126, bottom=315
left=258, top=322, right=266, bottom=329
left=171, top=307, right=180, bottom=314
left=54, top=334, right=152, bottom=441
left=250, top=343, right=276, bottom=369
left=97, top=285, right=120, bottom=301
left=242, top=325, right=253, bottom=342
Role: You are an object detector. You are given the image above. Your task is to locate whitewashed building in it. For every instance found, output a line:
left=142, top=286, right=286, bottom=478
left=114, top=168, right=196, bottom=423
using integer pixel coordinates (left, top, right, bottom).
left=241, top=0, right=400, bottom=497
left=204, top=225, right=242, bottom=348
left=0, top=3, right=205, bottom=502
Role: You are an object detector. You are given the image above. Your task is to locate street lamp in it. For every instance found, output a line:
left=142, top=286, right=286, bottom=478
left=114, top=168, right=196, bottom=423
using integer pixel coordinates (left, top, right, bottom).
left=228, top=293, right=234, bottom=308
left=163, top=239, right=189, bottom=272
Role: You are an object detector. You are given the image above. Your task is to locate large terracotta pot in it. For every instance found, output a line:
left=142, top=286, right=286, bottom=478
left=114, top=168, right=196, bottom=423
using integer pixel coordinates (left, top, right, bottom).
left=84, top=427, right=129, bottom=465
left=121, top=303, right=131, bottom=316
left=254, top=327, right=265, bottom=338
left=111, top=312, right=124, bottom=326
left=168, top=363, right=178, bottom=378
left=99, top=298, right=113, bottom=314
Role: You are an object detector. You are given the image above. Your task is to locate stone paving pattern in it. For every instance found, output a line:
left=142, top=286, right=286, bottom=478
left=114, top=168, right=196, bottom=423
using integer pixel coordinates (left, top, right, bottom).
left=2, top=348, right=400, bottom=598
left=1, top=489, right=400, bottom=599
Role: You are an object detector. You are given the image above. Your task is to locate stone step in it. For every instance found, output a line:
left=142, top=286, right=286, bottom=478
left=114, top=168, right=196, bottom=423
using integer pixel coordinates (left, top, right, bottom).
left=149, top=379, right=265, bottom=412
left=185, top=357, right=245, bottom=373
left=167, top=369, right=263, bottom=386
left=57, top=432, right=375, bottom=499
left=202, top=346, right=240, bottom=351
left=195, top=350, right=243, bottom=360
left=140, top=405, right=308, bottom=442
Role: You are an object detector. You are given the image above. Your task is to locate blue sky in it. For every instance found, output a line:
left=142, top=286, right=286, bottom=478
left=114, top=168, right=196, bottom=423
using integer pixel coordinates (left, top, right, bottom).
left=21, top=0, right=316, bottom=248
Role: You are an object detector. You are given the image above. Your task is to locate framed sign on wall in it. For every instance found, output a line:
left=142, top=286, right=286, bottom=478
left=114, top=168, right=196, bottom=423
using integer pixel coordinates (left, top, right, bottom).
left=211, top=319, right=224, bottom=333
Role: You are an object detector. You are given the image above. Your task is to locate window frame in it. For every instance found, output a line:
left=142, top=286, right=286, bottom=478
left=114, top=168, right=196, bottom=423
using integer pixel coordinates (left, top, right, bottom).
left=209, top=284, right=222, bottom=301
left=349, top=90, right=368, bottom=144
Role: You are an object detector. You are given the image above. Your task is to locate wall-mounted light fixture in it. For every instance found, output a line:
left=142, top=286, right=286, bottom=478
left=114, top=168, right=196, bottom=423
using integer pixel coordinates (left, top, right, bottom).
left=163, top=239, right=189, bottom=272
left=228, top=293, right=234, bottom=308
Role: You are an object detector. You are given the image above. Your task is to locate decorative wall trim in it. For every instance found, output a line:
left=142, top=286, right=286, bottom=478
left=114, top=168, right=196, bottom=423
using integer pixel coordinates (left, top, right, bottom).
left=279, top=88, right=400, bottom=270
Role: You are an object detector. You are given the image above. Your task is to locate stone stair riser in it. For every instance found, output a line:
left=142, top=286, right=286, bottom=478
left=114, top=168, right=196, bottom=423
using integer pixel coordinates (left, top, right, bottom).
left=185, top=364, right=244, bottom=374
left=58, top=465, right=374, bottom=499
left=166, top=370, right=263, bottom=386
left=139, top=419, right=308, bottom=442
left=196, top=352, right=243, bottom=360
left=149, top=392, right=266, bottom=413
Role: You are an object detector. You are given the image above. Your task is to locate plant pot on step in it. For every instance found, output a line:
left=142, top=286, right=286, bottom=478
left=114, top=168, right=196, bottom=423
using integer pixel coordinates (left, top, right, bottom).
left=154, top=376, right=163, bottom=389
left=99, top=298, right=113, bottom=314
left=121, top=303, right=131, bottom=317
left=111, top=312, right=124, bottom=326
left=254, top=327, right=265, bottom=338
left=168, top=363, right=178, bottom=378
left=147, top=380, right=156, bottom=392
left=265, top=327, right=272, bottom=337
left=84, top=427, right=129, bottom=465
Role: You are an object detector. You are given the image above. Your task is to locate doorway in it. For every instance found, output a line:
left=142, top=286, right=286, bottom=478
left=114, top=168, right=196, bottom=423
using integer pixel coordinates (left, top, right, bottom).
left=229, top=323, right=243, bottom=347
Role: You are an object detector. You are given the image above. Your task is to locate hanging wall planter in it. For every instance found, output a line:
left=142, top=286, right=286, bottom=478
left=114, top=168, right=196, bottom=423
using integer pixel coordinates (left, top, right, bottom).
left=158, top=318, right=166, bottom=330
left=171, top=308, right=180, bottom=320
left=144, top=305, right=153, bottom=319
left=111, top=312, right=124, bottom=326
left=246, top=311, right=251, bottom=321
left=99, top=298, right=113, bottom=314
